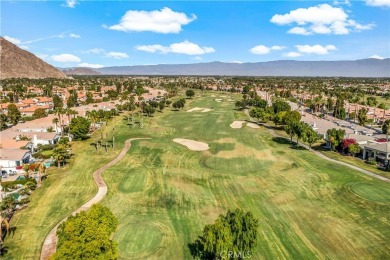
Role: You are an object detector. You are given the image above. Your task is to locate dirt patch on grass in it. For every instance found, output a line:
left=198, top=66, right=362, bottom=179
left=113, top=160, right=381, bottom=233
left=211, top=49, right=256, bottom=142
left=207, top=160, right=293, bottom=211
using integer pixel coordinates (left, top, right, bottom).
left=270, top=192, right=296, bottom=205
left=168, top=177, right=201, bottom=195
left=230, top=121, right=246, bottom=129
left=211, top=138, right=275, bottom=161
left=200, top=206, right=225, bottom=223
left=215, top=98, right=222, bottom=102
left=173, top=138, right=209, bottom=151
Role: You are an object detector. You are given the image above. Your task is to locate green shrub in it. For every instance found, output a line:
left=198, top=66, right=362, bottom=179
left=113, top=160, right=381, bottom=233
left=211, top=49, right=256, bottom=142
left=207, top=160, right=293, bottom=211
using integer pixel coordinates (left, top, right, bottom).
left=366, top=157, right=377, bottom=165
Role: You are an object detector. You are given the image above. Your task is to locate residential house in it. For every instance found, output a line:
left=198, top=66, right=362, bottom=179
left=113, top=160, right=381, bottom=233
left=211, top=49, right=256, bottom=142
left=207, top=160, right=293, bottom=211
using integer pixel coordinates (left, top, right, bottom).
left=0, top=149, right=31, bottom=173
left=362, top=142, right=390, bottom=163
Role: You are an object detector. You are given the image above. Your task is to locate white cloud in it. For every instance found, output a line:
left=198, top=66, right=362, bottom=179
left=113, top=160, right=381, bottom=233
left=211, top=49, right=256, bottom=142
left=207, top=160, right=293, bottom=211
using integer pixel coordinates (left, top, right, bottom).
left=270, top=46, right=286, bottom=51
left=51, top=54, right=81, bottom=62
left=284, top=52, right=302, bottom=58
left=20, top=45, right=30, bottom=50
left=4, top=36, right=21, bottom=44
left=365, top=0, right=390, bottom=7
left=105, top=51, right=129, bottom=59
left=249, top=45, right=285, bottom=55
left=288, top=27, right=311, bottom=35
left=369, top=55, right=385, bottom=59
left=232, top=61, right=243, bottom=64
left=270, top=4, right=374, bottom=35
left=136, top=41, right=215, bottom=55
left=250, top=45, right=271, bottom=55
left=69, top=33, right=80, bottom=38
left=295, top=44, right=337, bottom=55
left=81, top=48, right=105, bottom=54
left=78, top=63, right=104, bottom=68
left=63, top=0, right=78, bottom=8
left=108, top=7, right=196, bottom=34
left=170, top=41, right=214, bottom=55
left=137, top=45, right=169, bottom=53
left=333, top=0, right=351, bottom=6
left=80, top=48, right=128, bottom=59
left=288, top=27, right=307, bottom=35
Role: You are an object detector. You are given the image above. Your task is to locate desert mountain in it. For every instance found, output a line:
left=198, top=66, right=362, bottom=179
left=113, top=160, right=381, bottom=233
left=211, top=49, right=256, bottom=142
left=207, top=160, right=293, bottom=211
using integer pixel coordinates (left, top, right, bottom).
left=63, top=67, right=101, bottom=76
left=94, top=59, right=390, bottom=77
left=0, top=37, right=67, bottom=79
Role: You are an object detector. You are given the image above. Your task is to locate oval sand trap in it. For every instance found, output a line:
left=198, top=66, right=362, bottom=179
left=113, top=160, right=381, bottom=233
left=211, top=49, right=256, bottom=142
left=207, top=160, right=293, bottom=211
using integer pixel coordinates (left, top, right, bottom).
left=187, top=107, right=205, bottom=112
left=173, top=138, right=209, bottom=151
left=230, top=121, right=246, bottom=129
left=247, top=122, right=260, bottom=129
left=187, top=107, right=212, bottom=113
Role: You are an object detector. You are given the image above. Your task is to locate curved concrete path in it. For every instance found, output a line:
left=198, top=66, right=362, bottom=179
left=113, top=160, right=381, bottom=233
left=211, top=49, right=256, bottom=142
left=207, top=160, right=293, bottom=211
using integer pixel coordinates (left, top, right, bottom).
left=243, top=110, right=390, bottom=183
left=40, top=138, right=150, bottom=260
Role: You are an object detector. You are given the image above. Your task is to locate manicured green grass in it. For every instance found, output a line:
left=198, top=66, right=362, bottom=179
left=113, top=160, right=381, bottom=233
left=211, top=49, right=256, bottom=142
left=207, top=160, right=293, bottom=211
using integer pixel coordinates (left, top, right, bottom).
left=100, top=92, right=389, bottom=259
left=4, top=91, right=390, bottom=259
left=41, top=150, right=53, bottom=157
left=348, top=182, right=390, bottom=203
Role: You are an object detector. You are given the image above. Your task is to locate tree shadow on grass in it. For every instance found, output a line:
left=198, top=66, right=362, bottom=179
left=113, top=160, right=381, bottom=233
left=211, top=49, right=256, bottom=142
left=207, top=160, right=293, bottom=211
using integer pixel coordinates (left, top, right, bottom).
left=290, top=145, right=307, bottom=151
left=272, top=137, right=292, bottom=145
left=272, top=137, right=307, bottom=150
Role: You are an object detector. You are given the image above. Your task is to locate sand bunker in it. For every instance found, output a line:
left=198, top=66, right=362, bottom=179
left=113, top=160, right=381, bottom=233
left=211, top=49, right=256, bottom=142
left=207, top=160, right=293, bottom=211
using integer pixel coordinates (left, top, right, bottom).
left=187, top=107, right=212, bottom=113
left=230, top=121, right=246, bottom=129
left=247, top=123, right=260, bottom=129
left=173, top=138, right=209, bottom=151
left=187, top=107, right=204, bottom=112
left=215, top=99, right=222, bottom=102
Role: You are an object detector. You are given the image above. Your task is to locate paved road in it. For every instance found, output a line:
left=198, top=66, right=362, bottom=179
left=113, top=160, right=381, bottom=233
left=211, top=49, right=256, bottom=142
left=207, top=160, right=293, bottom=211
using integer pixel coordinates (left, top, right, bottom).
left=40, top=138, right=150, bottom=260
left=244, top=109, right=390, bottom=183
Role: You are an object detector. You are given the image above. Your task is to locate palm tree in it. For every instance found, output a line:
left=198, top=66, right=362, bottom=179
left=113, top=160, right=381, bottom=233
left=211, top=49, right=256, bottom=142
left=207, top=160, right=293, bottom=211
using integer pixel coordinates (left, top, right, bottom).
left=86, top=110, right=98, bottom=132
left=65, top=108, right=72, bottom=124
left=70, top=109, right=78, bottom=120
left=52, top=144, right=68, bottom=168
left=55, top=108, right=65, bottom=134
left=52, top=117, right=59, bottom=133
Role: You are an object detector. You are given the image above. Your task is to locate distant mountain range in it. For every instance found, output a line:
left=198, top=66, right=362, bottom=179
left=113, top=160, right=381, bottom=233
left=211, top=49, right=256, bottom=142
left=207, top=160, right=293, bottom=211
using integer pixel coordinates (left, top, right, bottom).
left=63, top=67, right=102, bottom=76
left=0, top=37, right=66, bottom=79
left=65, top=59, right=390, bottom=77
left=1, top=37, right=388, bottom=78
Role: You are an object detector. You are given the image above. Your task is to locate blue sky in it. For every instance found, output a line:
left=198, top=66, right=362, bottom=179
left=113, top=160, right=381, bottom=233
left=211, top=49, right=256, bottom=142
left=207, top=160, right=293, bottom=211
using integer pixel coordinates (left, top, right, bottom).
left=2, top=1, right=389, bottom=68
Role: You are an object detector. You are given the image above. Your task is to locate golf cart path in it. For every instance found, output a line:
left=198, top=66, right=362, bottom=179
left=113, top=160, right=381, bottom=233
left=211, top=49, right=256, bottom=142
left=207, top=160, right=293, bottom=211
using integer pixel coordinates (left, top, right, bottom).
left=243, top=110, right=390, bottom=183
left=40, top=138, right=150, bottom=260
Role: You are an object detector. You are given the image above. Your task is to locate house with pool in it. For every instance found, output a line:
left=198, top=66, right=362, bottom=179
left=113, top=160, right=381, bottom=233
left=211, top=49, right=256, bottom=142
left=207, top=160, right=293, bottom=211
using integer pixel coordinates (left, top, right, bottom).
left=0, top=149, right=32, bottom=175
